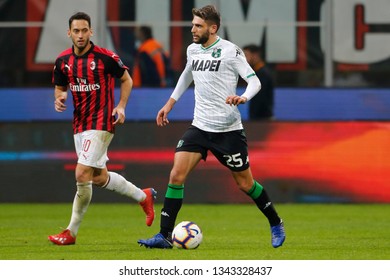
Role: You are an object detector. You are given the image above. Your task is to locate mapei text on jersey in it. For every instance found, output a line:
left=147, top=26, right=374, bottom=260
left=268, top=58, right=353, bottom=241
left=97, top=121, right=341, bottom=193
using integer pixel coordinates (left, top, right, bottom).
left=192, top=60, right=221, bottom=72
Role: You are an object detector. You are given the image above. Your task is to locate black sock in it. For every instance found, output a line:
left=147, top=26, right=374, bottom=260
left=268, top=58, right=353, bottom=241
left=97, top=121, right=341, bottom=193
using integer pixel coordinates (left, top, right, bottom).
left=159, top=184, right=185, bottom=239
left=248, top=181, right=281, bottom=226
left=160, top=197, right=182, bottom=239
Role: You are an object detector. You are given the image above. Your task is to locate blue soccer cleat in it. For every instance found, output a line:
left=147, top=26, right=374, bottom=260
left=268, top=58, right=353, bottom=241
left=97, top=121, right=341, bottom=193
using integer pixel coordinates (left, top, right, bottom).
left=138, top=233, right=173, bottom=249
left=271, top=221, right=286, bottom=248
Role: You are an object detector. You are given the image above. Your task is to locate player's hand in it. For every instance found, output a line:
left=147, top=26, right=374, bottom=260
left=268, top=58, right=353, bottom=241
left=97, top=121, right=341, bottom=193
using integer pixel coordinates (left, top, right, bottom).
left=112, top=106, right=125, bottom=125
left=54, top=97, right=67, bottom=112
left=156, top=108, right=170, bottom=127
left=156, top=98, right=175, bottom=127
left=225, top=95, right=247, bottom=106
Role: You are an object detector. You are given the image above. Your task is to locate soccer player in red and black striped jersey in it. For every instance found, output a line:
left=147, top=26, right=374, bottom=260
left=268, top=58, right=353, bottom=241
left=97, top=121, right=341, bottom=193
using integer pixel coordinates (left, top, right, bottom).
left=48, top=12, right=156, bottom=245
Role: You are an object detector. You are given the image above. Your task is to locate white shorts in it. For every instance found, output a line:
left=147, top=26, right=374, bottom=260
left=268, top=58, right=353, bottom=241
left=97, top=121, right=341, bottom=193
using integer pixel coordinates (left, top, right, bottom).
left=74, top=130, right=114, bottom=169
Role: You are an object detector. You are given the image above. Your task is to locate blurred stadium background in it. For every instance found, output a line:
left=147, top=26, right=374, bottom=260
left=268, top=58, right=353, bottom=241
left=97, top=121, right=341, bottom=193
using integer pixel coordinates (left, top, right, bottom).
left=1, top=0, right=389, bottom=204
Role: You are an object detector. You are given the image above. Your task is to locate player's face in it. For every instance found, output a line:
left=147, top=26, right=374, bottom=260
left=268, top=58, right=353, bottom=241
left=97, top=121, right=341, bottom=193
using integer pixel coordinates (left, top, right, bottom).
left=68, top=19, right=93, bottom=54
left=191, top=16, right=213, bottom=46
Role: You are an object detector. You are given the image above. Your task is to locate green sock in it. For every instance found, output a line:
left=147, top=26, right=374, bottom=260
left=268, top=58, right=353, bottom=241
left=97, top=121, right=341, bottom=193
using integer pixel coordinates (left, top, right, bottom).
left=247, top=181, right=263, bottom=199
left=165, top=184, right=184, bottom=199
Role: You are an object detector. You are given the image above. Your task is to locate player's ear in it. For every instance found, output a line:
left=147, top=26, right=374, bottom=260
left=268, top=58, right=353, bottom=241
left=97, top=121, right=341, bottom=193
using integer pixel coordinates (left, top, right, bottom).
left=67, top=29, right=71, bottom=37
left=209, top=24, right=218, bottom=35
left=90, top=28, right=94, bottom=36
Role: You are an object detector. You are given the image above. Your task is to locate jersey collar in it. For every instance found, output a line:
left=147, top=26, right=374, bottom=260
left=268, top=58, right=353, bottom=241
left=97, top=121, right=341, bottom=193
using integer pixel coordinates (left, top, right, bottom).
left=201, top=37, right=221, bottom=50
left=72, top=41, right=95, bottom=57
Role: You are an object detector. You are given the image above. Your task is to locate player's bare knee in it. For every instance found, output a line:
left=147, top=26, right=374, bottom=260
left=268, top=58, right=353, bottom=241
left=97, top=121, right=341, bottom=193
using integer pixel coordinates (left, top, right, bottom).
left=75, top=164, right=94, bottom=182
left=75, top=171, right=91, bottom=183
left=92, top=177, right=104, bottom=187
left=237, top=183, right=252, bottom=193
left=235, top=178, right=254, bottom=192
left=92, top=174, right=108, bottom=187
left=169, top=170, right=186, bottom=185
left=90, top=168, right=109, bottom=187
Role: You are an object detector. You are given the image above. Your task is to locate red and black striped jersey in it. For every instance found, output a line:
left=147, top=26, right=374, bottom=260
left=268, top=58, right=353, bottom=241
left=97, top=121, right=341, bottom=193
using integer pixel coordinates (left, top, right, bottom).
left=52, top=42, right=128, bottom=134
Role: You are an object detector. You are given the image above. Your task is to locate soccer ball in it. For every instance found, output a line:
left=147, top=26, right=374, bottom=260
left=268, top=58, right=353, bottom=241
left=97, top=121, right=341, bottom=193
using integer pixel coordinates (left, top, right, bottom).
left=172, top=221, right=203, bottom=249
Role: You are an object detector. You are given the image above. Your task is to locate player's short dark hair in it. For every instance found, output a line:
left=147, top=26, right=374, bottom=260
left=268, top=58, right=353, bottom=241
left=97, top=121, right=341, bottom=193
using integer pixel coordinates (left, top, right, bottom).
left=139, top=26, right=153, bottom=40
left=243, top=44, right=262, bottom=54
left=192, top=5, right=221, bottom=31
left=69, top=12, right=91, bottom=29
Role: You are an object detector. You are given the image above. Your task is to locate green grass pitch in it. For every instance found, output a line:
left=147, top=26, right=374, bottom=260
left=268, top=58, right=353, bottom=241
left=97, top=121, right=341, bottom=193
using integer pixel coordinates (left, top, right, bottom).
left=0, top=203, right=388, bottom=260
